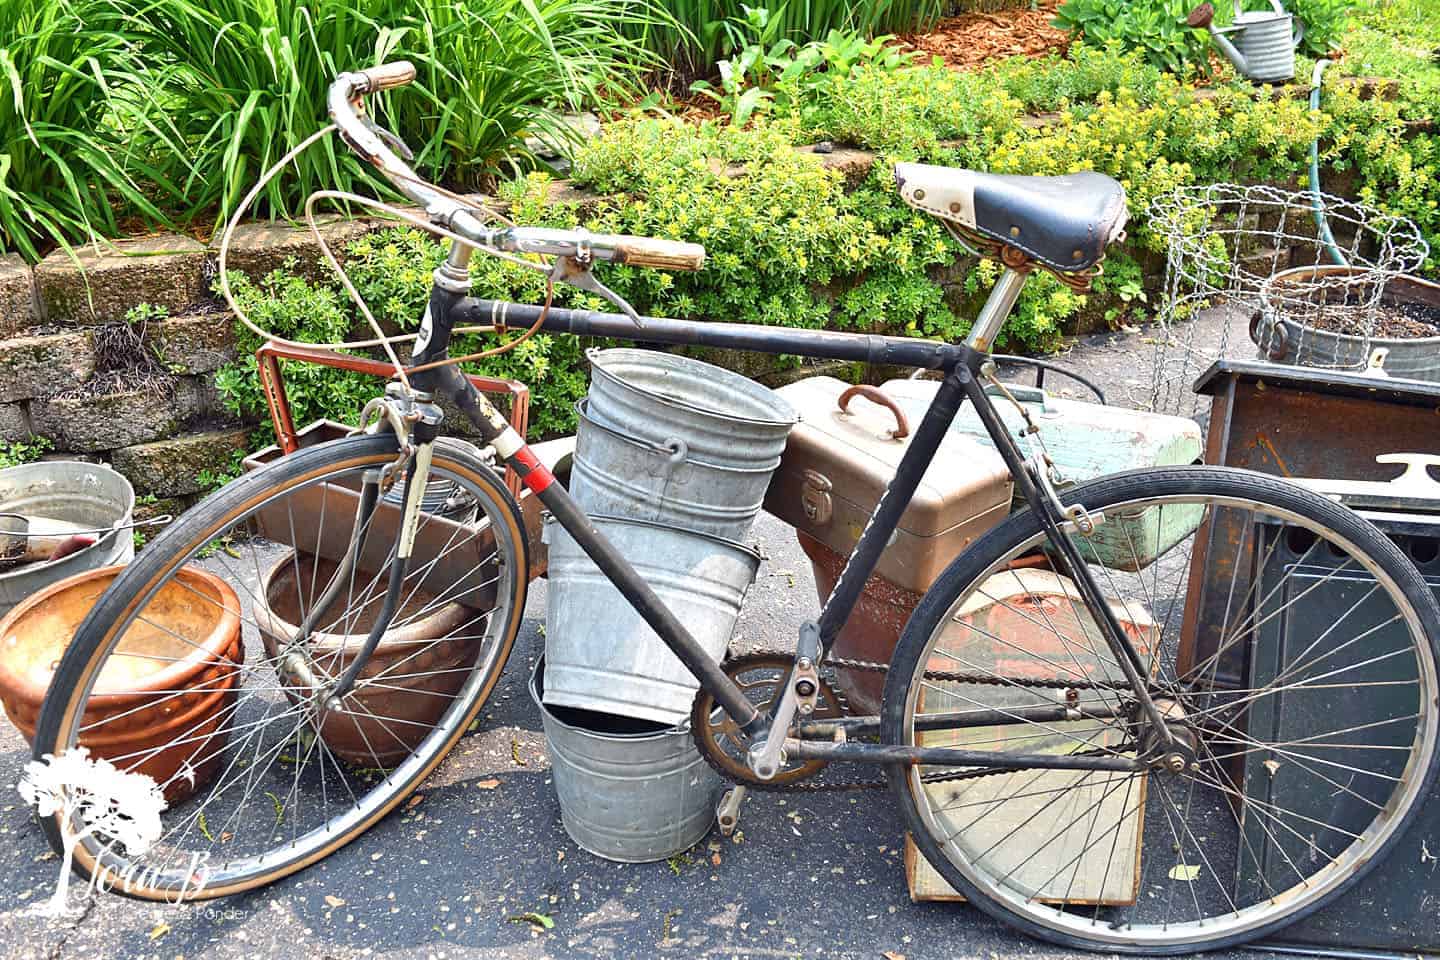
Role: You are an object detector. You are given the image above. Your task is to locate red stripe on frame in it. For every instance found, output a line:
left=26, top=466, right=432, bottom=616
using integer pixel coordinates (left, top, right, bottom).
left=512, top=445, right=554, bottom=494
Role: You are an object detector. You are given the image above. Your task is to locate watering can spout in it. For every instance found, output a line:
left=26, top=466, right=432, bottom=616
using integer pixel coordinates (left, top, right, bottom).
left=1187, top=2, right=1249, bottom=74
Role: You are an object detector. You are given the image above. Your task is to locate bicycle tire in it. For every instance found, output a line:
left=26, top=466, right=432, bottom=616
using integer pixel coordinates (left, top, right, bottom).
left=31, top=433, right=529, bottom=901
left=882, top=466, right=1440, bottom=954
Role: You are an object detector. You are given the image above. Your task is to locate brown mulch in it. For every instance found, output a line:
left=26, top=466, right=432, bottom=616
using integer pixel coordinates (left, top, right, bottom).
left=897, top=2, right=1070, bottom=71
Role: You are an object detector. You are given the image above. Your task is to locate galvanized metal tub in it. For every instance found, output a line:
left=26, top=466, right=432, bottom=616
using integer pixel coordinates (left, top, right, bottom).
left=531, top=656, right=720, bottom=862
left=543, top=515, right=760, bottom=726
left=1253, top=268, right=1440, bottom=382
left=570, top=400, right=776, bottom=541
left=0, top=461, right=134, bottom=616
left=584, top=348, right=798, bottom=469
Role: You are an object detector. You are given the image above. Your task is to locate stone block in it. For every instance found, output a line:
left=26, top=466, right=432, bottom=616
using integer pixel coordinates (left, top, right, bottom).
left=34, top=234, right=208, bottom=325
left=217, top=217, right=381, bottom=282
left=110, top=427, right=251, bottom=497
left=175, top=373, right=240, bottom=424
left=0, top=254, right=35, bottom=337
left=150, top=312, right=238, bottom=374
left=30, top=387, right=180, bottom=453
left=0, top=402, right=30, bottom=442
left=0, top=330, right=96, bottom=402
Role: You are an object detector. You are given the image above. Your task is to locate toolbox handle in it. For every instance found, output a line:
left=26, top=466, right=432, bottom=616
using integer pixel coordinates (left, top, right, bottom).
left=837, top=385, right=910, bottom=440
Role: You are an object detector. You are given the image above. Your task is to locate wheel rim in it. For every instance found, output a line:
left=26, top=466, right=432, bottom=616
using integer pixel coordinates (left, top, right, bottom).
left=46, top=449, right=524, bottom=898
left=900, top=490, right=1438, bottom=948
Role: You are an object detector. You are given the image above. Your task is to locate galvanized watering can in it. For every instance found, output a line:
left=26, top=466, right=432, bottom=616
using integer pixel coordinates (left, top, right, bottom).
left=1187, top=0, right=1303, bottom=83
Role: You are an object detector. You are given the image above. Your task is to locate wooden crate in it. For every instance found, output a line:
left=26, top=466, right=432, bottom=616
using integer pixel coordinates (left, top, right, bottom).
left=907, top=568, right=1153, bottom=905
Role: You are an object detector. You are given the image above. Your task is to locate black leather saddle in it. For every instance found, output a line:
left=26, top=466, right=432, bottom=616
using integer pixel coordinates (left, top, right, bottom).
left=894, top=163, right=1129, bottom=273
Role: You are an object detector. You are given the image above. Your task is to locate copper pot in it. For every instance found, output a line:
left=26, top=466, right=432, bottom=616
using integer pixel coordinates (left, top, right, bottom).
left=0, top=565, right=243, bottom=803
left=254, top=551, right=486, bottom=766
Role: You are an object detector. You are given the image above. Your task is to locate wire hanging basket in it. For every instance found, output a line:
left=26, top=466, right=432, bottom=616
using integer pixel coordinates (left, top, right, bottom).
left=1142, top=182, right=1430, bottom=416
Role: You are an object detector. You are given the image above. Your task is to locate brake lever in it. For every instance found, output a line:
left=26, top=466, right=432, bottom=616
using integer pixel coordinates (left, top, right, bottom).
left=550, top=256, right=648, bottom=331
left=360, top=114, right=415, bottom=162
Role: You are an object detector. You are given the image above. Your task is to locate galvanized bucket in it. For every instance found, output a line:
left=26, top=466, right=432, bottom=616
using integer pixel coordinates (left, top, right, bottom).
left=1253, top=268, right=1440, bottom=381
left=584, top=348, right=798, bottom=470
left=0, top=461, right=134, bottom=616
left=570, top=400, right=776, bottom=541
left=532, top=656, right=720, bottom=863
left=543, top=515, right=760, bottom=726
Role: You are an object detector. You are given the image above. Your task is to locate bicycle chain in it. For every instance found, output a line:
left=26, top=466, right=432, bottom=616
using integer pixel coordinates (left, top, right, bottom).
left=693, top=649, right=1133, bottom=794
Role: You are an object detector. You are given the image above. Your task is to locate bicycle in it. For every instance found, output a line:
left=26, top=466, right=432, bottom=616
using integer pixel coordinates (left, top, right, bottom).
left=31, top=62, right=1440, bottom=955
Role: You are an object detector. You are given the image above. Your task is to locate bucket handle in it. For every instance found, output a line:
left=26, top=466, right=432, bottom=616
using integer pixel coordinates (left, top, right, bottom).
left=837, top=385, right=910, bottom=440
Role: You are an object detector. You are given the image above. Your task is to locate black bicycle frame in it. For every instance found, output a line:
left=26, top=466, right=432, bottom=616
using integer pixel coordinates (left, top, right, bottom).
left=407, top=287, right=1148, bottom=775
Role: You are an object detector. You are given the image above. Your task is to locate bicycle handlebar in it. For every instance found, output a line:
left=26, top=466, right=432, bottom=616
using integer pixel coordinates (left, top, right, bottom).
left=327, top=63, right=706, bottom=272
left=359, top=60, right=417, bottom=92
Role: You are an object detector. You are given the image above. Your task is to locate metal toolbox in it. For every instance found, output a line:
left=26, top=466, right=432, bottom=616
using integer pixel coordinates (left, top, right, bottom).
left=765, top=377, right=1013, bottom=595
left=882, top=378, right=1205, bottom=571
left=1242, top=455, right=1440, bottom=955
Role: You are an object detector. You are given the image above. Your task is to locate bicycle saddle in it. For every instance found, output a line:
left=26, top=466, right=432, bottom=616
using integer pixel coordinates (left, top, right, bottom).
left=894, top=163, right=1129, bottom=273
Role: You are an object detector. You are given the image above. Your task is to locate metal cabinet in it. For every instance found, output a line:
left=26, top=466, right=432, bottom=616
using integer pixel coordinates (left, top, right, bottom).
left=1244, top=472, right=1440, bottom=955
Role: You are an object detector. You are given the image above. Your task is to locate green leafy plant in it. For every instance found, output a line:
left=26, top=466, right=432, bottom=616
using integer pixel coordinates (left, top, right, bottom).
left=0, top=0, right=181, bottom=261
left=0, top=435, right=53, bottom=469
left=627, top=0, right=947, bottom=81
left=1291, top=0, right=1351, bottom=56
left=195, top=449, right=246, bottom=495
left=214, top=263, right=380, bottom=441
left=691, top=7, right=916, bottom=126
left=1052, top=0, right=1217, bottom=75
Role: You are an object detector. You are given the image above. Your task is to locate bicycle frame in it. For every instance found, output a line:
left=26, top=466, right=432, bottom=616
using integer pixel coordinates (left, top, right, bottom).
left=397, top=244, right=1156, bottom=779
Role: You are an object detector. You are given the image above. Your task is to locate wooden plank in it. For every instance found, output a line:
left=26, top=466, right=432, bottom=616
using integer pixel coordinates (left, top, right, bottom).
left=906, top=568, right=1153, bottom=906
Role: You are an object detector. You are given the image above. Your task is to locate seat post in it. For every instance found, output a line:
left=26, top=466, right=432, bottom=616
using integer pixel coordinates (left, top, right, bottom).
left=965, top=267, right=1029, bottom=354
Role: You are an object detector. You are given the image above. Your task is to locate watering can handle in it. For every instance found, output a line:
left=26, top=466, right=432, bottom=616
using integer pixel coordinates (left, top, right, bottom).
left=1232, top=0, right=1304, bottom=46
left=1235, top=0, right=1286, bottom=17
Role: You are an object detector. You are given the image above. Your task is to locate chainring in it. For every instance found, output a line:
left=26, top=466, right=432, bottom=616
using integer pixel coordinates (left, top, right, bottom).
left=690, top=652, right=847, bottom=789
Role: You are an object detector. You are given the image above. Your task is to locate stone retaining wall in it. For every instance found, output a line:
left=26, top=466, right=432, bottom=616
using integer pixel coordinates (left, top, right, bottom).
left=0, top=217, right=388, bottom=519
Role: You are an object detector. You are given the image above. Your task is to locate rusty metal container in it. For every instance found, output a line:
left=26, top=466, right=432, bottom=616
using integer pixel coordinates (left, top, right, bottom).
left=766, top=377, right=1014, bottom=594
left=798, top=530, right=925, bottom=713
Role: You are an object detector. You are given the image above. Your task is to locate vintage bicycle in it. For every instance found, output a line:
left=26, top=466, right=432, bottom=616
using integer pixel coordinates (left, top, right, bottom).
left=31, top=63, right=1440, bottom=954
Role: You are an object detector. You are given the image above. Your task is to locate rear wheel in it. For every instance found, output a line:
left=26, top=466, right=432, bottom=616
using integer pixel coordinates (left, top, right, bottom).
left=32, top=433, right=529, bottom=900
left=883, top=467, right=1440, bottom=953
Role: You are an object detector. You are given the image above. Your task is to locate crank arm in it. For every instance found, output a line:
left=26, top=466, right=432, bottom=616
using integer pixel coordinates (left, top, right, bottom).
left=784, top=739, right=1141, bottom=773
left=748, top=622, right=823, bottom=780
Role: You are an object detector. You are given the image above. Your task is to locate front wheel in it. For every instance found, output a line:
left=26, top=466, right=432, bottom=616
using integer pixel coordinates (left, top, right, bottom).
left=31, top=433, right=529, bottom=900
left=883, top=466, right=1440, bottom=954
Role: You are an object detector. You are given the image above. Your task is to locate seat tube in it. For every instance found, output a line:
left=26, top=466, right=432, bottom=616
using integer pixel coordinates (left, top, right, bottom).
left=966, top=268, right=1029, bottom=354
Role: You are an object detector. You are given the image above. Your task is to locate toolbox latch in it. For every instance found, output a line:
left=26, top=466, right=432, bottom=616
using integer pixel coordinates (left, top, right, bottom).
left=800, top=470, right=834, bottom=525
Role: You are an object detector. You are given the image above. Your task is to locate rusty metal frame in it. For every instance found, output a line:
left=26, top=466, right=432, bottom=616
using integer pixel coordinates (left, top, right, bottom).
left=254, top=341, right=530, bottom=497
